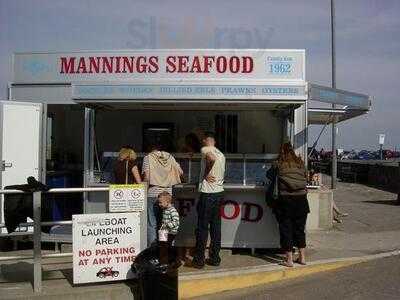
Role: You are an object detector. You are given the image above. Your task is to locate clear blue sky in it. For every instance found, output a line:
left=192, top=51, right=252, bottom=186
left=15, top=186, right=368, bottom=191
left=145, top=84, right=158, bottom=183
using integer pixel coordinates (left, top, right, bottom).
left=0, top=0, right=399, bottom=150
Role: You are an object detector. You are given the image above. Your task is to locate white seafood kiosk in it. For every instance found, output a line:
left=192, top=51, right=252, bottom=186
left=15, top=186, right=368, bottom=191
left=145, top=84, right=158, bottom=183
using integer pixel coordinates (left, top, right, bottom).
left=8, top=49, right=370, bottom=248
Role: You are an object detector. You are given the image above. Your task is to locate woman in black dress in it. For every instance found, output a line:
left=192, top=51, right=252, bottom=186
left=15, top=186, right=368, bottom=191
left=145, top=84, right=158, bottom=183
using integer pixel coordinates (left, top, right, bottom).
left=273, top=143, right=309, bottom=267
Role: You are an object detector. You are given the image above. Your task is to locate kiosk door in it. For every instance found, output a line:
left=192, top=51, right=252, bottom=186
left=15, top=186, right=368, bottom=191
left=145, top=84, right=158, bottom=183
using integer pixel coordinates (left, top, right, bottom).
left=0, top=101, right=43, bottom=233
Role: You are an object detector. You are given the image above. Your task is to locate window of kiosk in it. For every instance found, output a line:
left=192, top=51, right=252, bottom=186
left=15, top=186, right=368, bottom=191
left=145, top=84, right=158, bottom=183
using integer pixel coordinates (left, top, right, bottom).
left=244, top=154, right=274, bottom=186
left=89, top=108, right=282, bottom=186
left=225, top=154, right=244, bottom=184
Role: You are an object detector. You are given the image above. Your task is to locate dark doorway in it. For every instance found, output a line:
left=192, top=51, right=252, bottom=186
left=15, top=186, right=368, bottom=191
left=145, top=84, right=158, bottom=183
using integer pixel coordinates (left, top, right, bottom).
left=215, top=114, right=238, bottom=153
left=142, top=123, right=175, bottom=152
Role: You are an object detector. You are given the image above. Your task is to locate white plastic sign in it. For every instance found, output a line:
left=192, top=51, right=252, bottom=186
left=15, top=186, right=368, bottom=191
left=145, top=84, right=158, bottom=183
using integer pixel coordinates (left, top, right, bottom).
left=379, top=134, right=385, bottom=145
left=109, top=184, right=146, bottom=212
left=72, top=213, right=141, bottom=284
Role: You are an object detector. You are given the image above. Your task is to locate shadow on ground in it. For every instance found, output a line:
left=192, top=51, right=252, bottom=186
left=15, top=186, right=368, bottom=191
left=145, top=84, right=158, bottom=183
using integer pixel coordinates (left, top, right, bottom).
left=0, top=261, right=33, bottom=285
left=363, top=200, right=400, bottom=206
left=60, top=268, right=73, bottom=286
left=231, top=248, right=315, bottom=265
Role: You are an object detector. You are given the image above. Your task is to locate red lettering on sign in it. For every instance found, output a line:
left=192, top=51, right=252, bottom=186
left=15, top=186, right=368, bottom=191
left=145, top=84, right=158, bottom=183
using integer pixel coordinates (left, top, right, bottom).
left=165, top=56, right=176, bottom=73
left=202, top=56, right=215, bottom=73
left=88, top=57, right=100, bottom=73
left=79, top=249, right=92, bottom=257
left=136, top=56, right=147, bottom=73
left=177, top=56, right=190, bottom=72
left=101, top=56, right=114, bottom=73
left=216, top=56, right=227, bottom=73
left=59, top=55, right=254, bottom=75
left=190, top=56, right=202, bottom=73
left=60, top=57, right=76, bottom=74
left=242, top=56, right=254, bottom=73
left=122, top=56, right=134, bottom=73
left=229, top=56, right=240, bottom=73
left=114, top=56, right=122, bottom=73
left=148, top=56, right=159, bottom=73
left=77, top=57, right=87, bottom=74
left=241, top=202, right=263, bottom=222
left=220, top=200, right=240, bottom=220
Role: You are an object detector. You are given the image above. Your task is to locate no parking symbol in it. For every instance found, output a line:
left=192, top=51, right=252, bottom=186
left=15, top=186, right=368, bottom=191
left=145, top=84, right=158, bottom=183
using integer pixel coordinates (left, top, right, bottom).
left=113, top=189, right=124, bottom=199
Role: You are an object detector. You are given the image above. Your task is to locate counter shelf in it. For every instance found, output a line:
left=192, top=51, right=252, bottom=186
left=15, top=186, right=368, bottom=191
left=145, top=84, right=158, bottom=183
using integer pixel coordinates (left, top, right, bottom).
left=89, top=152, right=278, bottom=188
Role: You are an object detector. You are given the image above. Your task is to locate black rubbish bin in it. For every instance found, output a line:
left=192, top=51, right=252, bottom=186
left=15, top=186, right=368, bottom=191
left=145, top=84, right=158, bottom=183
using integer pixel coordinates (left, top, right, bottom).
left=132, top=244, right=179, bottom=300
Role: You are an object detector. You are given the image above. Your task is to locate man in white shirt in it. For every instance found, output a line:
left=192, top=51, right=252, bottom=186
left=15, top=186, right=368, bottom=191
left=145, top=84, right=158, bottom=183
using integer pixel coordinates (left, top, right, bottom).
left=192, top=132, right=225, bottom=268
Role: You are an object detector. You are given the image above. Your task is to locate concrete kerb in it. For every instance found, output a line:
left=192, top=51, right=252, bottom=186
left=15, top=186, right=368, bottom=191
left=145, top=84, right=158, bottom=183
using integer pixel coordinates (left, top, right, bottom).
left=1, top=250, right=399, bottom=299
left=178, top=250, right=400, bottom=299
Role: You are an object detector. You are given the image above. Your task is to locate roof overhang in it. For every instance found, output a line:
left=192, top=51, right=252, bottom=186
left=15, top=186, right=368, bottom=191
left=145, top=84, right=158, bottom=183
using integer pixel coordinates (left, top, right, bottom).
left=308, top=107, right=369, bottom=125
left=308, top=83, right=371, bottom=125
left=309, top=83, right=371, bottom=109
left=81, top=102, right=299, bottom=111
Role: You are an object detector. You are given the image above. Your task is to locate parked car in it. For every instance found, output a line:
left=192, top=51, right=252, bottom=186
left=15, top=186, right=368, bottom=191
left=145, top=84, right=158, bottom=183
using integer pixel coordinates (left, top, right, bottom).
left=96, top=267, right=119, bottom=278
left=356, top=150, right=375, bottom=160
left=341, top=150, right=357, bottom=160
left=383, top=150, right=395, bottom=160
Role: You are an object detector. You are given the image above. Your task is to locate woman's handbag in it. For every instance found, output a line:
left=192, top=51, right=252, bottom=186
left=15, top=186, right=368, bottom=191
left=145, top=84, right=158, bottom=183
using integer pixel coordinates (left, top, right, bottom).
left=278, top=166, right=307, bottom=192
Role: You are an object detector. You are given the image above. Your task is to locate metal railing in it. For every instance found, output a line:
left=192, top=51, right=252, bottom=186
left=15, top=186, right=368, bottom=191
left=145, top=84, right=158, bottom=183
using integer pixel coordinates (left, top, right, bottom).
left=0, top=187, right=109, bottom=293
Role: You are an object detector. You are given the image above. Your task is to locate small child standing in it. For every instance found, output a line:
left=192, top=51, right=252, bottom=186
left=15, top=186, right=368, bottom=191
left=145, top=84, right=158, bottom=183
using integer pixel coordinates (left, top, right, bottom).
left=157, top=191, right=180, bottom=265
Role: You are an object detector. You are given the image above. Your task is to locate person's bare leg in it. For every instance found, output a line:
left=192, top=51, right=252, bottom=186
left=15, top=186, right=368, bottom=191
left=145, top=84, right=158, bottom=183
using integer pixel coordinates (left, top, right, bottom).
left=333, top=200, right=348, bottom=217
left=298, top=248, right=306, bottom=264
left=333, top=200, right=339, bottom=214
left=284, top=251, right=294, bottom=267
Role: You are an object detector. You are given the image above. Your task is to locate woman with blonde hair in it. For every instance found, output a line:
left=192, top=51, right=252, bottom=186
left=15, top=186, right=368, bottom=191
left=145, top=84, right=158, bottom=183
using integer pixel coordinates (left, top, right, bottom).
left=114, top=147, right=142, bottom=184
left=271, top=142, right=309, bottom=267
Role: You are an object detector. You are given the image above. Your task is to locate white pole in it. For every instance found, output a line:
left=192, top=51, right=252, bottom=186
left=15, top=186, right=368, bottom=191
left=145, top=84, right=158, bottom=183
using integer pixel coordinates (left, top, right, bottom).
left=331, top=0, right=337, bottom=189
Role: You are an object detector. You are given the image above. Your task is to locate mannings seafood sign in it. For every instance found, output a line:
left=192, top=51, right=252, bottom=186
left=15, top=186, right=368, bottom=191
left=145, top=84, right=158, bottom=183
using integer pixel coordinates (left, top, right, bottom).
left=13, top=49, right=305, bottom=83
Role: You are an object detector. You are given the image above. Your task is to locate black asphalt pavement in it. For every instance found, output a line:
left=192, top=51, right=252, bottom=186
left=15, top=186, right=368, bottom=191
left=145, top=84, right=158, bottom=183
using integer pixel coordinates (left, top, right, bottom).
left=195, top=255, right=400, bottom=300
